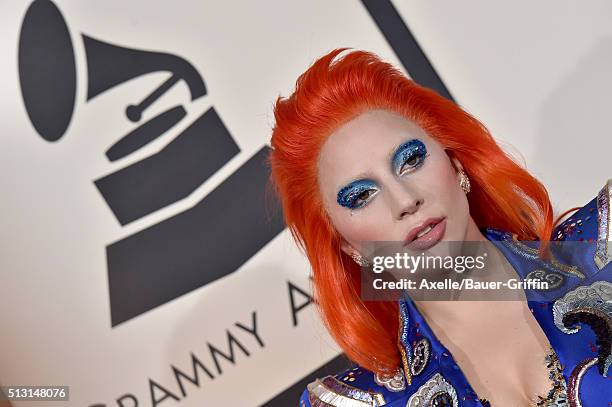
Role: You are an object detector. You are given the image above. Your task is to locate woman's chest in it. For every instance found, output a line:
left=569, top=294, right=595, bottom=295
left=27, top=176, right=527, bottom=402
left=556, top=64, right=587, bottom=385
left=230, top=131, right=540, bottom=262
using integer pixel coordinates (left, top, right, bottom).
left=448, top=333, right=558, bottom=405
left=422, top=302, right=558, bottom=405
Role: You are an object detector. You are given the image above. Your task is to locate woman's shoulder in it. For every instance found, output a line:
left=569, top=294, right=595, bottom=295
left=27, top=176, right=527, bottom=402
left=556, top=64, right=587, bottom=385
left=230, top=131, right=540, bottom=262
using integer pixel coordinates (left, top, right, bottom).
left=298, top=365, right=411, bottom=407
left=552, top=178, right=609, bottom=242
left=544, top=178, right=612, bottom=386
left=298, top=362, right=471, bottom=406
left=551, top=177, right=611, bottom=277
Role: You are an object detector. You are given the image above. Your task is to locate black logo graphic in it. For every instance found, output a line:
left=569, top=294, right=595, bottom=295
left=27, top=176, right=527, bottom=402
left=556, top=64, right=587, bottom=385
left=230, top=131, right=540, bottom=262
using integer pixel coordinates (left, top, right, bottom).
left=18, top=0, right=285, bottom=327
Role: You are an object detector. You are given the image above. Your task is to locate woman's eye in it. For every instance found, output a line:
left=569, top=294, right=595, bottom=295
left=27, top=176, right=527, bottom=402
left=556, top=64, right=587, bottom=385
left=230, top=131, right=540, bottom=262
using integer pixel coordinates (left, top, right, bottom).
left=399, top=152, right=426, bottom=175
left=392, top=139, right=428, bottom=176
left=337, top=181, right=379, bottom=210
left=354, top=189, right=375, bottom=207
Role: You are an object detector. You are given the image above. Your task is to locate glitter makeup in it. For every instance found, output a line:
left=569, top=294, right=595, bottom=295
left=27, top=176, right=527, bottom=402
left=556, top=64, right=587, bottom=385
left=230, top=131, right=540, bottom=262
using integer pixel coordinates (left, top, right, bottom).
left=337, top=179, right=380, bottom=210
left=391, top=139, right=428, bottom=176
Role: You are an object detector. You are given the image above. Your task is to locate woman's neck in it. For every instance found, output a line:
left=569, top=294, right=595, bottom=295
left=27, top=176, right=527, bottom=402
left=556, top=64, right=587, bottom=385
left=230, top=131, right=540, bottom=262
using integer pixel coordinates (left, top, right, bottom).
left=413, top=220, right=524, bottom=323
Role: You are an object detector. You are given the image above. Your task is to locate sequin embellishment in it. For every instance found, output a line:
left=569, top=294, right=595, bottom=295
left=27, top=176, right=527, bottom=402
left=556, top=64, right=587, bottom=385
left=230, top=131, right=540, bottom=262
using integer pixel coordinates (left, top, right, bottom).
left=341, top=367, right=363, bottom=382
left=532, top=347, right=568, bottom=406
left=374, top=368, right=406, bottom=392
left=397, top=299, right=413, bottom=385
left=525, top=269, right=564, bottom=291
left=307, top=376, right=386, bottom=406
left=554, top=215, right=586, bottom=242
left=567, top=357, right=598, bottom=407
left=483, top=347, right=568, bottom=407
left=406, top=373, right=458, bottom=407
left=397, top=300, right=432, bottom=386
left=595, top=178, right=612, bottom=270
left=410, top=338, right=431, bottom=376
left=552, top=280, right=612, bottom=377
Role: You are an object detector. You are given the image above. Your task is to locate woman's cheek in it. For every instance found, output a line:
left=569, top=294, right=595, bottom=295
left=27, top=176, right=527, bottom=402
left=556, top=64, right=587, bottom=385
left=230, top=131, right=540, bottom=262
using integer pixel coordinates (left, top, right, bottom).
left=337, top=214, right=385, bottom=246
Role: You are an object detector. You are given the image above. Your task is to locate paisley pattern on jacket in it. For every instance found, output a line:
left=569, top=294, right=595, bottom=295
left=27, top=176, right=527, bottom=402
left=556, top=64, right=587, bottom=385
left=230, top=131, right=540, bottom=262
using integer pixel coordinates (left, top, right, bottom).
left=300, top=179, right=612, bottom=407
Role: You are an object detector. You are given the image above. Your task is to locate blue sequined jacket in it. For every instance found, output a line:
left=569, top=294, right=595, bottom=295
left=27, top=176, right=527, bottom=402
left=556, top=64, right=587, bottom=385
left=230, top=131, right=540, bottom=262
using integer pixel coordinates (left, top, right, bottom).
left=300, top=179, right=612, bottom=407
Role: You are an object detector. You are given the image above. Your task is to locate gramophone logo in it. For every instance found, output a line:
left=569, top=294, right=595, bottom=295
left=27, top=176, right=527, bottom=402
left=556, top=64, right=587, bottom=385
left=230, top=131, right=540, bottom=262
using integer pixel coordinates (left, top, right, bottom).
left=18, top=0, right=285, bottom=327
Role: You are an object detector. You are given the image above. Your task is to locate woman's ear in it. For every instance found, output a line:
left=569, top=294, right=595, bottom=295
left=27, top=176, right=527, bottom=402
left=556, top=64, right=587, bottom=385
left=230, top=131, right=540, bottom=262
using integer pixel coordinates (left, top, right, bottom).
left=451, top=156, right=464, bottom=172
left=341, top=239, right=371, bottom=267
left=341, top=239, right=366, bottom=259
left=340, top=239, right=354, bottom=257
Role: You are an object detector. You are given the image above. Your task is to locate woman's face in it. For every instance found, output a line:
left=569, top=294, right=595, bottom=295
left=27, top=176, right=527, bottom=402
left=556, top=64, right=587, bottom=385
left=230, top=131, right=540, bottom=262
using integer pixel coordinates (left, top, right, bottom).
left=317, top=109, right=483, bottom=260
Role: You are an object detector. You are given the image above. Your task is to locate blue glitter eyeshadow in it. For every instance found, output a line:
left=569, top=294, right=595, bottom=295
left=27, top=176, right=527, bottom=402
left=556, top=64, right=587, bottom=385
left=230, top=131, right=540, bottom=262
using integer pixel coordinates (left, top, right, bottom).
left=337, top=179, right=379, bottom=210
left=391, top=139, right=427, bottom=176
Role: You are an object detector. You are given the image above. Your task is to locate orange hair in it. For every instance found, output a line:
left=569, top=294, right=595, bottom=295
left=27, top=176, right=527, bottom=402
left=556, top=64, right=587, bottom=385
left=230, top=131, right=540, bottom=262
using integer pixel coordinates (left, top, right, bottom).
left=268, top=48, right=564, bottom=375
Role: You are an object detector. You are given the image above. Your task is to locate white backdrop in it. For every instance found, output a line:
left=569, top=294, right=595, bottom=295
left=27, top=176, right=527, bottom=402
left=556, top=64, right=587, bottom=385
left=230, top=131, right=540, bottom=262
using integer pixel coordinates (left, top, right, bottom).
left=1, top=1, right=611, bottom=406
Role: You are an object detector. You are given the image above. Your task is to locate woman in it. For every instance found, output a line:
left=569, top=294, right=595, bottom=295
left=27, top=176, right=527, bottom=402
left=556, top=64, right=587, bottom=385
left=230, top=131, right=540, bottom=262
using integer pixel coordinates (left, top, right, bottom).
left=268, top=49, right=611, bottom=406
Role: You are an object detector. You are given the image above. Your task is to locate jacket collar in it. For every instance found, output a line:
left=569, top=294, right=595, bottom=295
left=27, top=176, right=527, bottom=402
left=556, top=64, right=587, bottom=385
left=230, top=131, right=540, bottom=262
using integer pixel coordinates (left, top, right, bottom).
left=394, top=226, right=590, bottom=391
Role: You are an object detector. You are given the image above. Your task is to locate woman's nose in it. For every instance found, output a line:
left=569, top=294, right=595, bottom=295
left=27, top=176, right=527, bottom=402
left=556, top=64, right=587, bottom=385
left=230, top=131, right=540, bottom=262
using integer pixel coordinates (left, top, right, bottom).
left=387, top=182, right=423, bottom=221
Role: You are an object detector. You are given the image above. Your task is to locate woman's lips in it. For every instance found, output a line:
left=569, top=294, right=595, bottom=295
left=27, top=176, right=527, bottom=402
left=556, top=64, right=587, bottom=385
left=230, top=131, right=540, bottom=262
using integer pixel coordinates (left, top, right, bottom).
left=404, top=218, right=447, bottom=250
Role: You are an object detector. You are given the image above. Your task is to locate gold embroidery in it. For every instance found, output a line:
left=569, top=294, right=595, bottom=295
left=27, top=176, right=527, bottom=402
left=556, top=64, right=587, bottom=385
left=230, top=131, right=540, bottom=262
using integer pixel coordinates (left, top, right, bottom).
left=396, top=304, right=412, bottom=385
left=510, top=234, right=585, bottom=279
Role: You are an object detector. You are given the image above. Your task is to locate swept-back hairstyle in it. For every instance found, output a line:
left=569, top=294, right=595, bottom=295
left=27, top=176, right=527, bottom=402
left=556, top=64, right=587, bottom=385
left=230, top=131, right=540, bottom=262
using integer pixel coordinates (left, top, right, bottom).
left=268, top=48, right=558, bottom=375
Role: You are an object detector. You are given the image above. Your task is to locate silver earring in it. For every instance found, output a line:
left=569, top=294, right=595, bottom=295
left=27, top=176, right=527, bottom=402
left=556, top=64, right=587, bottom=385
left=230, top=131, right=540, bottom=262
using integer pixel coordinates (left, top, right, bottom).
left=459, top=170, right=471, bottom=194
left=351, top=252, right=370, bottom=267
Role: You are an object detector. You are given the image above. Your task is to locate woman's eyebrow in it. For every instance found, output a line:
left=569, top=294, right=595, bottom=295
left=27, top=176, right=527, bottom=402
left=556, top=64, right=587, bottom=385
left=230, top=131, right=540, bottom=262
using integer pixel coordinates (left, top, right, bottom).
left=338, top=173, right=371, bottom=189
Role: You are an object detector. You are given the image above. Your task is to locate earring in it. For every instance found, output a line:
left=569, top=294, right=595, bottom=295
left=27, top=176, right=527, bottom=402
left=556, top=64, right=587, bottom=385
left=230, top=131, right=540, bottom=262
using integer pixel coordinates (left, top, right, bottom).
left=459, top=169, right=471, bottom=194
left=351, top=252, right=370, bottom=267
